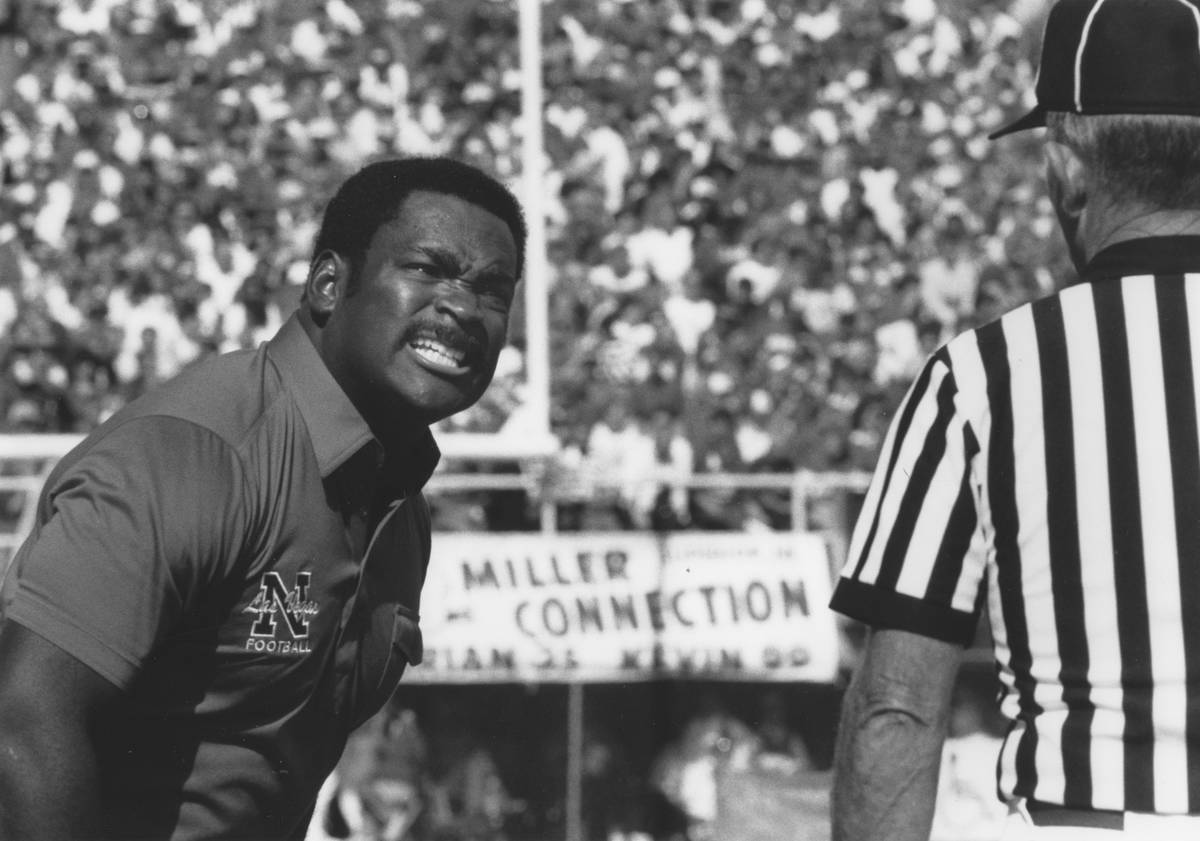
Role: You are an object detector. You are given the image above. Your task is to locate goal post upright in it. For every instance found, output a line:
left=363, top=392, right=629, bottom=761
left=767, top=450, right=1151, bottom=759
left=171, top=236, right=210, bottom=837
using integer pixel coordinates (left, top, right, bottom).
left=518, top=10, right=583, bottom=841
left=518, top=0, right=552, bottom=446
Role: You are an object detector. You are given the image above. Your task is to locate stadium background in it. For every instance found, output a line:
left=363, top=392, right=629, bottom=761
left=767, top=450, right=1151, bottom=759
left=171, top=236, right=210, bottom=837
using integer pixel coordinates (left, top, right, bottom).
left=0, top=0, right=1056, bottom=839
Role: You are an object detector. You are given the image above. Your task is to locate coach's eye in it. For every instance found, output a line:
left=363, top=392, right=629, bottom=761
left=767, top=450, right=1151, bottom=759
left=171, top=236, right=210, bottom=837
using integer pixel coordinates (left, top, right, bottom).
left=403, top=262, right=443, bottom=279
left=479, top=284, right=514, bottom=310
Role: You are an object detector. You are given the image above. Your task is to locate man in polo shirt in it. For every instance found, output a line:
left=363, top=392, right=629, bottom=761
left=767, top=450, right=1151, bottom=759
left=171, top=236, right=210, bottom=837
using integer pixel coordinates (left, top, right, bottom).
left=0, top=156, right=526, bottom=840
left=830, top=1, right=1200, bottom=839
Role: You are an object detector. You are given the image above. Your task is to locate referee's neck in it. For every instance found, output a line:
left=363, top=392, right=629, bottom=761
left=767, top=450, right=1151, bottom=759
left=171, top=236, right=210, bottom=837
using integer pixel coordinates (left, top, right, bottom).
left=1081, top=208, right=1200, bottom=267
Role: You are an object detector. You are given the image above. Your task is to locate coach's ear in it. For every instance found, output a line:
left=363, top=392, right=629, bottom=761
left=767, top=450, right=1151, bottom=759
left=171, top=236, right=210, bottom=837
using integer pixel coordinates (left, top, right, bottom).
left=303, top=251, right=352, bottom=327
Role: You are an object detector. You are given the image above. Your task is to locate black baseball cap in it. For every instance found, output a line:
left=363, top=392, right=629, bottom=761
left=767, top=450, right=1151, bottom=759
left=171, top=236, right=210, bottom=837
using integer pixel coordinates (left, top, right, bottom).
left=990, top=0, right=1200, bottom=139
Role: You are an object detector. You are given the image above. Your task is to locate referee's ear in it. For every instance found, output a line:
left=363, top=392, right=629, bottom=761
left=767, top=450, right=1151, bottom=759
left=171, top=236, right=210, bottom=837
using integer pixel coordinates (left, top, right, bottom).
left=303, top=251, right=352, bottom=327
left=1045, top=140, right=1090, bottom=270
left=1045, top=140, right=1088, bottom=222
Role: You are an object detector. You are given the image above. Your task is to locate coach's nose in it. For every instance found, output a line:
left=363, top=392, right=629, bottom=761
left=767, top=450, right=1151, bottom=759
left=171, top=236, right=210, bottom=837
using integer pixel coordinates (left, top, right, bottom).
left=435, top=281, right=483, bottom=324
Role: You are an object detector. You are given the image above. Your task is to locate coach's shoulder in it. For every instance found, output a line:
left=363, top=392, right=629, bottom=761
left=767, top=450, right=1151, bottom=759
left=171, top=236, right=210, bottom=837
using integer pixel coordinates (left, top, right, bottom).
left=128, top=346, right=276, bottom=439
left=48, top=414, right=250, bottom=497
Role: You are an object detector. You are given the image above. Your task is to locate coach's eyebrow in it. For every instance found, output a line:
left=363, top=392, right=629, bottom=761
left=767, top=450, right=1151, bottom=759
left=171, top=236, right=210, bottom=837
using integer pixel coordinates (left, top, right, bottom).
left=405, top=245, right=462, bottom=274
left=411, top=245, right=516, bottom=284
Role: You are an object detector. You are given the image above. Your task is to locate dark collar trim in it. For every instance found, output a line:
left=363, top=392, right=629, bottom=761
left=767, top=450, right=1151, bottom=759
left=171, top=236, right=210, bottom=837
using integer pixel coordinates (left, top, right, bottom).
left=1084, top=236, right=1200, bottom=281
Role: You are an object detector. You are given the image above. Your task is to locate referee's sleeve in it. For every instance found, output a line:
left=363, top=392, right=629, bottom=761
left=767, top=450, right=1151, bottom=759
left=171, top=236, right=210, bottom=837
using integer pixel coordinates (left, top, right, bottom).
left=830, top=348, right=987, bottom=646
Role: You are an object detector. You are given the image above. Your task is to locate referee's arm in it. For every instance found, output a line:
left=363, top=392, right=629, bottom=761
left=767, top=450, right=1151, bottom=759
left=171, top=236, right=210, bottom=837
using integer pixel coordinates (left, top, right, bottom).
left=832, top=629, right=962, bottom=841
left=828, top=348, right=985, bottom=840
left=0, top=620, right=121, bottom=839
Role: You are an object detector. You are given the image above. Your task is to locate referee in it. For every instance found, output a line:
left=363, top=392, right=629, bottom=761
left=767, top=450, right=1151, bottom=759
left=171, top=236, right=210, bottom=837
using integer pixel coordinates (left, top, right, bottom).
left=830, top=1, right=1200, bottom=839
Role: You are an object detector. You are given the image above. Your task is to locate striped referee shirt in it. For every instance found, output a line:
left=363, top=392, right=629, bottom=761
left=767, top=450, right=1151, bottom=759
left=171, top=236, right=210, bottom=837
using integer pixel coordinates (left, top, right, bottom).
left=831, top=236, right=1200, bottom=815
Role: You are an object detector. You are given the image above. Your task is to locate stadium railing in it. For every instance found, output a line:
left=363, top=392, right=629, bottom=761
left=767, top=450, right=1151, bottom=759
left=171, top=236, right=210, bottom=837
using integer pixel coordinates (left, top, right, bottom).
left=0, top=433, right=872, bottom=582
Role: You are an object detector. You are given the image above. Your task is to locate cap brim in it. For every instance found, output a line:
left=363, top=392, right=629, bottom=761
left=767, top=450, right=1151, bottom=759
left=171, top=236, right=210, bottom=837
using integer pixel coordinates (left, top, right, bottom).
left=987, top=106, right=1046, bottom=140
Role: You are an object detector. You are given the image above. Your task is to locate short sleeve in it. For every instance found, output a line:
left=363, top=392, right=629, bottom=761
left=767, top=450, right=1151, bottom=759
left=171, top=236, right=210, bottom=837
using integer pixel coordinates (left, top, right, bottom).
left=3, top=417, right=253, bottom=689
left=830, top=350, right=989, bottom=646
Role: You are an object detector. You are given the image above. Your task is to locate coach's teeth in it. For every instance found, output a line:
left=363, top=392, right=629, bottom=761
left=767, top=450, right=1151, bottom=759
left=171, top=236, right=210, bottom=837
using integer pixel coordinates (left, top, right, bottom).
left=411, top=340, right=466, bottom=368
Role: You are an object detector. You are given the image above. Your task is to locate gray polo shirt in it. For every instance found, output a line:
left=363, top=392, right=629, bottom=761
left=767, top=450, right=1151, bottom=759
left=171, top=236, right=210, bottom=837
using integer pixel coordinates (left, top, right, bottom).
left=1, top=313, right=439, bottom=839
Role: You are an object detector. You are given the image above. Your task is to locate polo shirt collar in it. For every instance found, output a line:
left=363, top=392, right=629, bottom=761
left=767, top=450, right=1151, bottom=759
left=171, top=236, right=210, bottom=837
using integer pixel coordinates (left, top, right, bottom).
left=266, top=314, right=441, bottom=495
left=1084, top=236, right=1200, bottom=281
left=268, top=314, right=378, bottom=477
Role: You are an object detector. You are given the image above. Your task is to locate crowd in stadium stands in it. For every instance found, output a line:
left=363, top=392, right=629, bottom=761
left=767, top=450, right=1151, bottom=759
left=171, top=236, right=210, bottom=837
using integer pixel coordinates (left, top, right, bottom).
left=0, top=0, right=1070, bottom=533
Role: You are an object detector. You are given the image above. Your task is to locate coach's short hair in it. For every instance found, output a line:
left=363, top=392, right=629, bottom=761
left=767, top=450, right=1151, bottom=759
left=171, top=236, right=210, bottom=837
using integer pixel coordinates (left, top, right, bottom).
left=1046, top=111, right=1200, bottom=210
left=309, top=156, right=527, bottom=288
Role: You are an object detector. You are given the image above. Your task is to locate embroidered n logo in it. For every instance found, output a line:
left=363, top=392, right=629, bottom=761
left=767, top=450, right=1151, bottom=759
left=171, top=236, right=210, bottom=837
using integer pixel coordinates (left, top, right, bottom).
left=244, top=572, right=319, bottom=639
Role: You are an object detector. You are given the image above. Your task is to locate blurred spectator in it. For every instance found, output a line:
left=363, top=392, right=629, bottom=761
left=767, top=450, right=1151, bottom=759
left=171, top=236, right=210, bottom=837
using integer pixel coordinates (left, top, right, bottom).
left=427, top=727, right=518, bottom=841
left=752, top=690, right=813, bottom=776
left=585, top=400, right=654, bottom=530
left=626, top=193, right=695, bottom=294
left=872, top=272, right=926, bottom=387
left=580, top=726, right=654, bottom=841
left=309, top=706, right=430, bottom=841
left=724, top=238, right=783, bottom=306
left=650, top=692, right=757, bottom=841
left=918, top=214, right=981, bottom=335
left=636, top=409, right=694, bottom=532
left=688, top=406, right=749, bottom=531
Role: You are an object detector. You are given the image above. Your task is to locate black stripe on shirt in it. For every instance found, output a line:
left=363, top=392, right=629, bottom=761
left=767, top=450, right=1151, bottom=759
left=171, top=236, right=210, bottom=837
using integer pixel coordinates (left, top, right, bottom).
left=851, top=360, right=940, bottom=579
left=876, top=354, right=959, bottom=591
left=1033, top=295, right=1094, bottom=806
left=924, top=424, right=981, bottom=606
left=1092, top=278, right=1154, bottom=811
left=978, top=319, right=1041, bottom=797
left=1155, top=275, right=1200, bottom=811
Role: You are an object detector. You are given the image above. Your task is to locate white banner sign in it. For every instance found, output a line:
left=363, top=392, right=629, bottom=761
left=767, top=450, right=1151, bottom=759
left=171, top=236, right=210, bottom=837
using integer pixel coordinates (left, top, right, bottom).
left=406, top=531, right=839, bottom=684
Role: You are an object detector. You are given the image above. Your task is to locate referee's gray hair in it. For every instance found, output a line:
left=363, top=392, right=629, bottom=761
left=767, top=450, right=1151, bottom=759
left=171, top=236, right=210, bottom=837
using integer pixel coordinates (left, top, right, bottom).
left=1046, top=111, right=1200, bottom=210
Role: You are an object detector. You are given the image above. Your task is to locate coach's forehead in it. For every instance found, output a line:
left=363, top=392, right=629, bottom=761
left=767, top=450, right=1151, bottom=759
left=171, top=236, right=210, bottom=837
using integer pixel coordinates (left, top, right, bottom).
left=369, top=191, right=517, bottom=271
